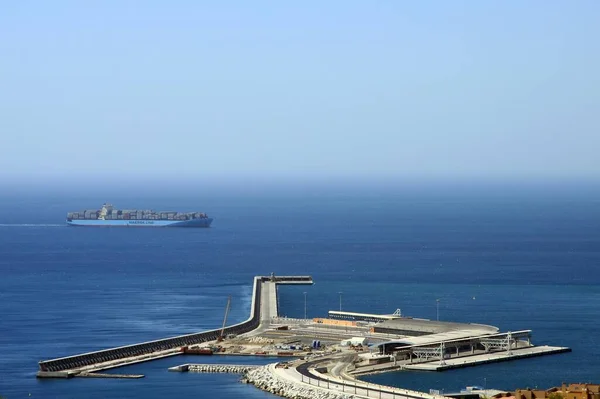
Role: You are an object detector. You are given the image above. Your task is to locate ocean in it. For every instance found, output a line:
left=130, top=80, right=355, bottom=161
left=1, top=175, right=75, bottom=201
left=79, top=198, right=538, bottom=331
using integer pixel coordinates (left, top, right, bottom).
left=1, top=182, right=599, bottom=399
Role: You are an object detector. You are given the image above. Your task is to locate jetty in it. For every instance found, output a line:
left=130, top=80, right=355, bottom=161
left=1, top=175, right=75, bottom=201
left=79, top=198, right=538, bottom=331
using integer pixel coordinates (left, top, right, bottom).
left=37, top=274, right=572, bottom=399
left=401, top=345, right=571, bottom=371
left=36, top=274, right=313, bottom=378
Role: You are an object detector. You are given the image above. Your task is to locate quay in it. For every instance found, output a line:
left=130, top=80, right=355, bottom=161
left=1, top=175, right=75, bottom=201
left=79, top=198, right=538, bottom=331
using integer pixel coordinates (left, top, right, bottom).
left=37, top=275, right=572, bottom=399
left=349, top=328, right=571, bottom=375
left=36, top=274, right=313, bottom=378
left=227, top=305, right=570, bottom=399
left=77, top=372, right=144, bottom=379
left=401, top=345, right=572, bottom=371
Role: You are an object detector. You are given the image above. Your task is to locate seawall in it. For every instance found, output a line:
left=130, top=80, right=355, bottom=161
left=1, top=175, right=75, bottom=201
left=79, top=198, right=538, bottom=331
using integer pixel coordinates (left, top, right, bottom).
left=38, top=275, right=313, bottom=376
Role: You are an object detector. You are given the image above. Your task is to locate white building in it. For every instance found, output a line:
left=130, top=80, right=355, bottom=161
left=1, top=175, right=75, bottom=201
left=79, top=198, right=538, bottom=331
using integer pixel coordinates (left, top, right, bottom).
left=341, top=337, right=368, bottom=346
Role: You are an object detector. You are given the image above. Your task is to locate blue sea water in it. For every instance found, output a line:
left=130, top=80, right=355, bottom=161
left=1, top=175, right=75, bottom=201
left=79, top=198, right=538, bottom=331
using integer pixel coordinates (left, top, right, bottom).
left=1, top=182, right=599, bottom=399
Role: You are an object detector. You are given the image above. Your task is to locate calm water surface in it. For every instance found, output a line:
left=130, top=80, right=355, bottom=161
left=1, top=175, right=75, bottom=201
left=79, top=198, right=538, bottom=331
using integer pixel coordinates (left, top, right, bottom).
left=1, top=185, right=599, bottom=398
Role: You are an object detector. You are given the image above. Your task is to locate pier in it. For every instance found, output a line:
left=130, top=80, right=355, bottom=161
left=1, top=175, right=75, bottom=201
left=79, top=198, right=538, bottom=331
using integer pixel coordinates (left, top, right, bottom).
left=77, top=372, right=144, bottom=379
left=401, top=345, right=571, bottom=371
left=36, top=274, right=313, bottom=378
left=36, top=275, right=572, bottom=399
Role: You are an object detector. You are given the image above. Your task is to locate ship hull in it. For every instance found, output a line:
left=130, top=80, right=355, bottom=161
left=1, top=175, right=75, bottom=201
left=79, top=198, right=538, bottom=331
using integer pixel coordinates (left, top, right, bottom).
left=67, top=218, right=213, bottom=228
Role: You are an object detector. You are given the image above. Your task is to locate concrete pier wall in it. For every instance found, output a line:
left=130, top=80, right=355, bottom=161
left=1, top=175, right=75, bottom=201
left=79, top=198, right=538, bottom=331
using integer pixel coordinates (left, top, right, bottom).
left=38, top=278, right=264, bottom=373
left=38, top=275, right=313, bottom=374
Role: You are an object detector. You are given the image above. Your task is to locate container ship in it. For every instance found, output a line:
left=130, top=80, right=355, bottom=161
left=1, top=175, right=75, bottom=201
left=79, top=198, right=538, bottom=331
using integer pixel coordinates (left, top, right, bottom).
left=66, top=203, right=213, bottom=227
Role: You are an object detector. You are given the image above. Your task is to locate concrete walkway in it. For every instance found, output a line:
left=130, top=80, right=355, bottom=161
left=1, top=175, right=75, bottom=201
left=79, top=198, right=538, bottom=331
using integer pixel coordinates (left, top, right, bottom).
left=268, top=355, right=447, bottom=399
left=404, top=345, right=571, bottom=371
left=275, top=364, right=444, bottom=399
left=263, top=281, right=279, bottom=322
left=242, top=281, right=279, bottom=337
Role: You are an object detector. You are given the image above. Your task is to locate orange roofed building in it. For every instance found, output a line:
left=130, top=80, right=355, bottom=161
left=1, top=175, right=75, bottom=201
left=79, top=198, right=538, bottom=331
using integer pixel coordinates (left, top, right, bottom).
left=494, top=384, right=600, bottom=399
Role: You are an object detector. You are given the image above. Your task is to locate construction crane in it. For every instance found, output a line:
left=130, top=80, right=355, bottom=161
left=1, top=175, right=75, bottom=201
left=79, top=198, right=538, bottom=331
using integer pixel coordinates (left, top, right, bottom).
left=217, top=296, right=232, bottom=342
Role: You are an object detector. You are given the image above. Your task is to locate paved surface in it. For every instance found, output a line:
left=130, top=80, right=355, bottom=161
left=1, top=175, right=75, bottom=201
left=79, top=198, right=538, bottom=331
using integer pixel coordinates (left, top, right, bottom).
left=403, top=345, right=571, bottom=371
left=329, top=354, right=356, bottom=377
left=282, top=355, right=446, bottom=399
left=264, top=282, right=279, bottom=321
left=243, top=281, right=278, bottom=337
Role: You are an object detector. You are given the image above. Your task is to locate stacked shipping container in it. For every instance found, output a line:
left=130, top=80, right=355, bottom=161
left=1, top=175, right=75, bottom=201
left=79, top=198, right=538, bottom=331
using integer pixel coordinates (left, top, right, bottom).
left=66, top=207, right=209, bottom=221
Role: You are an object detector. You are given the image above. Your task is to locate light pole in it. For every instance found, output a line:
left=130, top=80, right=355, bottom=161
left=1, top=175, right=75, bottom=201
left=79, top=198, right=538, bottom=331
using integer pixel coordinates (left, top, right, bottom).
left=303, top=292, right=307, bottom=320
left=338, top=292, right=343, bottom=312
left=436, top=299, right=440, bottom=321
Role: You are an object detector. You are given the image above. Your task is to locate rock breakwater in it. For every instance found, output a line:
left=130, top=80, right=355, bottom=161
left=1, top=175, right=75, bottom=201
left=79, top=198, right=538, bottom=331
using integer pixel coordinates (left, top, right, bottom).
left=188, top=364, right=259, bottom=373
left=243, top=365, right=352, bottom=399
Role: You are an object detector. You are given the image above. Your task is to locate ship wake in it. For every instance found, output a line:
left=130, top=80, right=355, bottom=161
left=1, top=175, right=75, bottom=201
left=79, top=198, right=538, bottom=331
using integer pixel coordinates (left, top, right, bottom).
left=0, top=223, right=65, bottom=227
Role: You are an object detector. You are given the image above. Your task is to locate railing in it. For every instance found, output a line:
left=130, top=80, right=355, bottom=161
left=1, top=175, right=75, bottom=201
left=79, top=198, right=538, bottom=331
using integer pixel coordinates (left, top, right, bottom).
left=271, top=317, right=311, bottom=325
left=260, top=276, right=313, bottom=283
left=299, top=368, right=448, bottom=399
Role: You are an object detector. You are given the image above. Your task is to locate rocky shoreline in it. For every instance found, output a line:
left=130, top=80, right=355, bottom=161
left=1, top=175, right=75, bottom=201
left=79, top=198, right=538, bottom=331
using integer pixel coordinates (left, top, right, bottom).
left=188, top=364, right=259, bottom=373
left=242, top=365, right=353, bottom=399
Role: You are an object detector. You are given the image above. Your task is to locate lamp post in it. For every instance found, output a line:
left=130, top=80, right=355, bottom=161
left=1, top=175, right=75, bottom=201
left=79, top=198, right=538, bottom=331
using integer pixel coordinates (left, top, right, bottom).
left=436, top=299, right=440, bottom=321
left=338, top=292, right=343, bottom=312
left=303, top=291, right=307, bottom=320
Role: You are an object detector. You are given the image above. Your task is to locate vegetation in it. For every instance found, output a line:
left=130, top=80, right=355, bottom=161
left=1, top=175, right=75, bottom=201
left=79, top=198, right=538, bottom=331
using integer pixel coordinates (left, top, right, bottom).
left=549, top=393, right=565, bottom=399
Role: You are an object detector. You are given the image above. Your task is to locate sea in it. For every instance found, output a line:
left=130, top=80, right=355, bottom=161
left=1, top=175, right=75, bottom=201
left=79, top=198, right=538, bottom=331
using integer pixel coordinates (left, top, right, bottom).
left=1, top=181, right=599, bottom=399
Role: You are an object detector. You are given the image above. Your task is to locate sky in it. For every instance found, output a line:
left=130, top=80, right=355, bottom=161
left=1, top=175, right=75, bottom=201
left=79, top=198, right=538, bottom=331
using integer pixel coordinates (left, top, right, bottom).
left=1, top=1, right=599, bottom=184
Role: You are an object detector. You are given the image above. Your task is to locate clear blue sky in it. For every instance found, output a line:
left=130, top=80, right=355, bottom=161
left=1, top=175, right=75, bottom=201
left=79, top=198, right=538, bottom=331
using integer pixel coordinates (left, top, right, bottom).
left=1, top=1, right=599, bottom=183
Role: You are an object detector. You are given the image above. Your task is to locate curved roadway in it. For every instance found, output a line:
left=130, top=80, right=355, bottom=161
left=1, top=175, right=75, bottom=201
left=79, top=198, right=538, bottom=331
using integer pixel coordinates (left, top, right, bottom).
left=292, top=354, right=441, bottom=399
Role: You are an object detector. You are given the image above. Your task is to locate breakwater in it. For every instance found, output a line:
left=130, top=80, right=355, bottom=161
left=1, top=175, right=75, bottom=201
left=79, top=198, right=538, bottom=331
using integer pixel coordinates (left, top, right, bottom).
left=37, top=275, right=313, bottom=377
left=189, top=364, right=260, bottom=373
left=169, top=364, right=260, bottom=373
left=243, top=365, right=347, bottom=399
left=77, top=373, right=144, bottom=379
left=38, top=278, right=260, bottom=374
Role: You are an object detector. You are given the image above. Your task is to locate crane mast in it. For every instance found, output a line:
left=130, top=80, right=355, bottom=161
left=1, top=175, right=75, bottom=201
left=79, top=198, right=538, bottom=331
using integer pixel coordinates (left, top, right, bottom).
left=218, top=296, right=231, bottom=342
